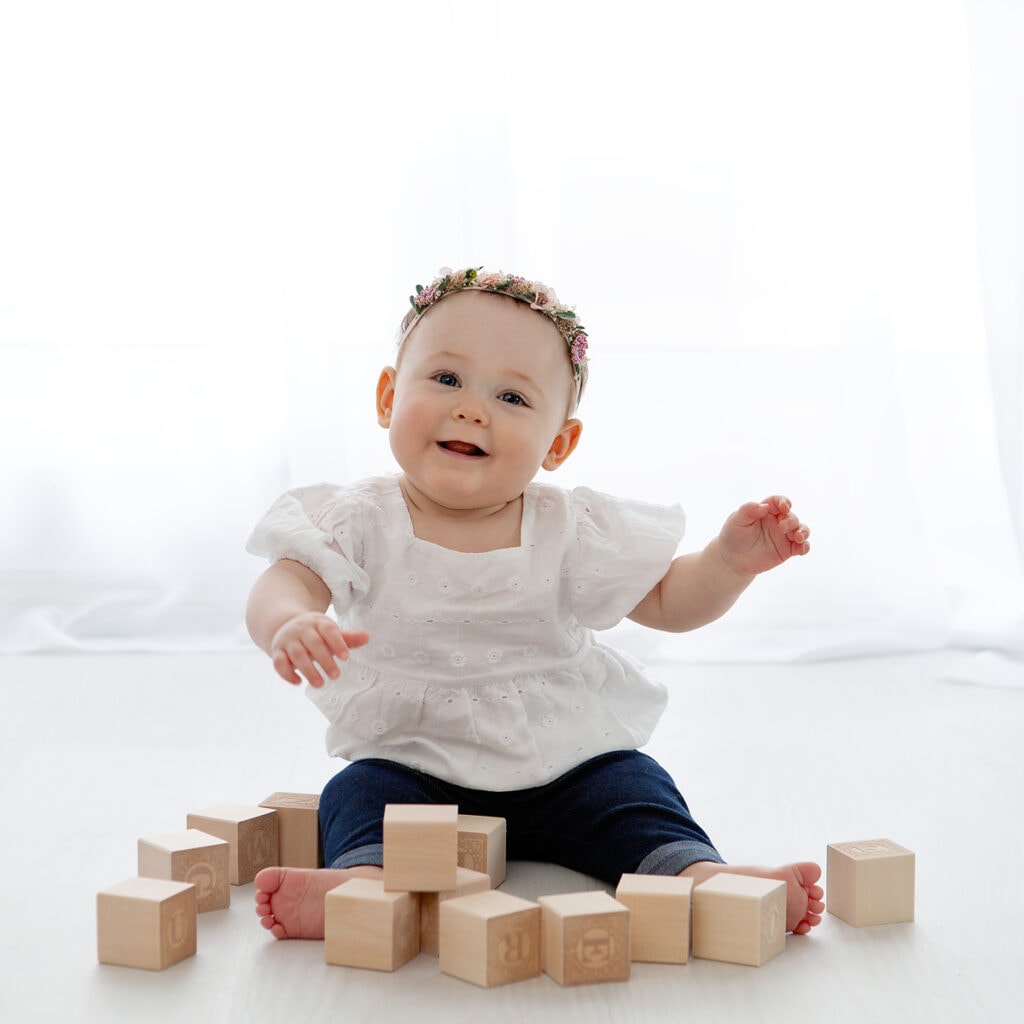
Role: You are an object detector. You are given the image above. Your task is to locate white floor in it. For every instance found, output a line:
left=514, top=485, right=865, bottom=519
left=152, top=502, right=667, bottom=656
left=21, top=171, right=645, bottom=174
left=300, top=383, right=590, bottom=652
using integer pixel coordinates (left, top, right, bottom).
left=2, top=650, right=1021, bottom=1023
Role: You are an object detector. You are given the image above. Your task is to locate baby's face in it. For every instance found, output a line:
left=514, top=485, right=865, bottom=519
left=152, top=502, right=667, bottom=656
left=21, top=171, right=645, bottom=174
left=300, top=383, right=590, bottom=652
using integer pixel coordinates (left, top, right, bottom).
left=380, top=290, right=579, bottom=513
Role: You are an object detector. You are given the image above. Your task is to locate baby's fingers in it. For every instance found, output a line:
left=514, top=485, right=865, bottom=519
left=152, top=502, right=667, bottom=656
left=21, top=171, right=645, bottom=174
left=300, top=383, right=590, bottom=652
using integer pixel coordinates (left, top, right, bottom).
left=272, top=649, right=303, bottom=686
left=324, top=628, right=370, bottom=663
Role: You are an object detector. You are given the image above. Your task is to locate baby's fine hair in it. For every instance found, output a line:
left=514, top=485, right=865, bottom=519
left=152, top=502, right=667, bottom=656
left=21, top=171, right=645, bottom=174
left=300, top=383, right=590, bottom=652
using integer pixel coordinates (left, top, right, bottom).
left=396, top=266, right=590, bottom=411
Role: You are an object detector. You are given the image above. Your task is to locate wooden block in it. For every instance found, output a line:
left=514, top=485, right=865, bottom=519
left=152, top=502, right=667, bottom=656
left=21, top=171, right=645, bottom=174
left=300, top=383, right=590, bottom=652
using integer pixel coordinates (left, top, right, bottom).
left=692, top=873, right=786, bottom=966
left=186, top=803, right=278, bottom=885
left=260, top=792, right=322, bottom=868
left=457, top=814, right=507, bottom=887
left=827, top=839, right=915, bottom=926
left=537, top=891, right=630, bottom=986
left=439, top=889, right=541, bottom=988
left=324, top=878, right=420, bottom=971
left=382, top=804, right=458, bottom=892
left=420, top=867, right=492, bottom=955
left=97, top=877, right=197, bottom=970
left=615, top=873, right=693, bottom=963
left=138, top=829, right=230, bottom=912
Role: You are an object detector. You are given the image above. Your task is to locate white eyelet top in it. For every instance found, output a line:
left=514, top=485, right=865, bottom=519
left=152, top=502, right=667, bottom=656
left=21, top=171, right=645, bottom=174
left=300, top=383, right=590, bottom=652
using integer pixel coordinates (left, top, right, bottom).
left=247, top=476, right=685, bottom=790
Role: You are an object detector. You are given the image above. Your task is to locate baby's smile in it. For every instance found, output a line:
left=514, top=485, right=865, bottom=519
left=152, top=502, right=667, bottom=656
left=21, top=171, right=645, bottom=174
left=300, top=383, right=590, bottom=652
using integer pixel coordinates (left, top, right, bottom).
left=438, top=440, right=488, bottom=457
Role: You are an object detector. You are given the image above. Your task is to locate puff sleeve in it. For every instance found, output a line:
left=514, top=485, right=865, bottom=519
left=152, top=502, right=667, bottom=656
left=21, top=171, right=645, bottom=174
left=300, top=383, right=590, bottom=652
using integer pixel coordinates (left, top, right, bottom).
left=246, top=484, right=372, bottom=614
left=568, top=486, right=686, bottom=630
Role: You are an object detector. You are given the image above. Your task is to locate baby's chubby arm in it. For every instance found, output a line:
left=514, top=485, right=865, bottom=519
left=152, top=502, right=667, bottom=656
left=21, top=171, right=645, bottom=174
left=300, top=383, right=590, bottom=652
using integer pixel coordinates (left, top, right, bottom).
left=246, top=559, right=369, bottom=687
left=628, top=496, right=810, bottom=633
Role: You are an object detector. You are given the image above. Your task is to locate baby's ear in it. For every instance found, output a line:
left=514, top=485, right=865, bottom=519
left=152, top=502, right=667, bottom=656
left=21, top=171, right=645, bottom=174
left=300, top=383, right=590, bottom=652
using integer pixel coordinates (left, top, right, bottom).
left=542, top=418, right=583, bottom=471
left=376, top=367, right=397, bottom=427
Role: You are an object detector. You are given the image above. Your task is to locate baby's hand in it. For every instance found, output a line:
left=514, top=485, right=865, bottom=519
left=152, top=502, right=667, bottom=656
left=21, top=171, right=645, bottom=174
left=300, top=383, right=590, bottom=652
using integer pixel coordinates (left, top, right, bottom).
left=270, top=613, right=370, bottom=688
left=718, top=495, right=811, bottom=577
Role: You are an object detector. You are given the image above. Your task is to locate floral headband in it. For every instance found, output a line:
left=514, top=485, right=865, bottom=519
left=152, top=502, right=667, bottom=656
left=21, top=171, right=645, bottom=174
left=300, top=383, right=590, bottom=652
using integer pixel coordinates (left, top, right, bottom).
left=399, top=266, right=590, bottom=397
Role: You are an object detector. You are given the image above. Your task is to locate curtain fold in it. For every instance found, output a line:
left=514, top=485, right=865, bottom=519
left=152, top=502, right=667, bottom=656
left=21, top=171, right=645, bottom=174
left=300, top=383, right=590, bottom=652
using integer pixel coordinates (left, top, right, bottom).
left=2, top=1, right=1021, bottom=662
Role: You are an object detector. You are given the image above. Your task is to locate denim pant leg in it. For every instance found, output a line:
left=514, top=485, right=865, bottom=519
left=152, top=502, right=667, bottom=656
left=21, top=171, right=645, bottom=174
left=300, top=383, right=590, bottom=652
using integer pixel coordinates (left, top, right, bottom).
left=319, top=758, right=461, bottom=869
left=503, top=750, right=724, bottom=884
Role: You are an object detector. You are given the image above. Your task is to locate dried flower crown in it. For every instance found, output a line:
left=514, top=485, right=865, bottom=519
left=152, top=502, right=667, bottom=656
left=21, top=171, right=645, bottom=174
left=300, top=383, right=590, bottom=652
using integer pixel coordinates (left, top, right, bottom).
left=399, top=266, right=589, bottom=400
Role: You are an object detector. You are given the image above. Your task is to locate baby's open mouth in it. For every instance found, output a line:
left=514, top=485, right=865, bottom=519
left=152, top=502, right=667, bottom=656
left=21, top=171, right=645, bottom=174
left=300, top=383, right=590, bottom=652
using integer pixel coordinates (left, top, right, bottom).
left=439, top=440, right=487, bottom=457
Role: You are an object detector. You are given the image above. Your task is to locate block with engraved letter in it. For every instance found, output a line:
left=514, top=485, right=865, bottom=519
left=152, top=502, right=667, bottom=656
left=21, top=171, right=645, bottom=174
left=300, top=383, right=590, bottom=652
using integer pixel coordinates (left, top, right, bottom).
left=439, top=889, right=541, bottom=988
left=537, top=890, right=630, bottom=986
left=138, top=829, right=230, bottom=912
left=186, top=803, right=278, bottom=885
left=97, top=877, right=197, bottom=970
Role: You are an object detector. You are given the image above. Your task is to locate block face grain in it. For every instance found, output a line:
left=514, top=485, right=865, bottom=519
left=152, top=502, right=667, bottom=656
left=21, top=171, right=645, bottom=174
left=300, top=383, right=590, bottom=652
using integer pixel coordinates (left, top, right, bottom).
left=137, top=830, right=230, bottom=912
left=260, top=792, right=322, bottom=868
left=97, top=878, right=197, bottom=970
left=457, top=814, right=507, bottom=886
left=383, top=804, right=458, bottom=892
left=615, top=874, right=692, bottom=963
left=420, top=867, right=492, bottom=956
left=827, top=839, right=915, bottom=926
left=186, top=804, right=279, bottom=885
left=537, top=891, right=630, bottom=986
left=692, top=874, right=786, bottom=967
left=439, top=890, right=541, bottom=988
left=324, top=879, right=420, bottom=971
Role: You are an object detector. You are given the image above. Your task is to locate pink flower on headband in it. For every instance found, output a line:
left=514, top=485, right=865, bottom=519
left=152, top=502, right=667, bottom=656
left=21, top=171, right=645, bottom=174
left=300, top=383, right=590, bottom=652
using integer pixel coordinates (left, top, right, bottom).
left=571, top=333, right=589, bottom=366
left=475, top=271, right=505, bottom=290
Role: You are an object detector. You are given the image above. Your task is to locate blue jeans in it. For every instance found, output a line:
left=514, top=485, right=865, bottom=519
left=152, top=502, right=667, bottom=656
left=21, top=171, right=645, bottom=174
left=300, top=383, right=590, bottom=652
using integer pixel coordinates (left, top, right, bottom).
left=319, top=750, right=724, bottom=884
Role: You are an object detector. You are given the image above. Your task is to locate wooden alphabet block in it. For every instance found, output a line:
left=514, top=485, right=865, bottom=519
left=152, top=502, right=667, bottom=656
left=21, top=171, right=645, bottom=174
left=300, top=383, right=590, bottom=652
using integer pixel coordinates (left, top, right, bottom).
left=260, top=792, right=322, bottom=868
left=537, top=891, right=630, bottom=986
left=692, top=873, right=786, bottom=966
left=138, top=829, right=230, bottom=912
left=420, top=867, right=492, bottom=955
left=97, top=877, right=197, bottom=970
left=324, top=878, right=420, bottom=971
left=827, top=839, right=915, bottom=926
left=615, top=873, right=692, bottom=963
left=186, top=803, right=278, bottom=885
left=382, top=803, right=458, bottom=892
left=457, top=814, right=507, bottom=887
left=439, top=889, right=541, bottom=987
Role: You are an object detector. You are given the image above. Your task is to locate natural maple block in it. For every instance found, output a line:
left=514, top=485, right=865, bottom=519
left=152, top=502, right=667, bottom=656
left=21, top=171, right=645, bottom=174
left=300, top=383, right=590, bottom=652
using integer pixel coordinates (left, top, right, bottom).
left=97, top=877, right=197, bottom=970
left=692, top=873, right=786, bottom=967
left=537, top=891, right=630, bottom=986
left=260, top=792, right=322, bottom=868
left=137, top=829, right=230, bottom=912
left=186, top=803, right=278, bottom=885
left=457, top=814, right=507, bottom=887
left=439, top=889, right=542, bottom=988
left=382, top=804, right=458, bottom=892
left=615, top=873, right=692, bottom=963
left=420, top=867, right=492, bottom=956
left=325, top=878, right=421, bottom=971
left=827, top=839, right=915, bottom=926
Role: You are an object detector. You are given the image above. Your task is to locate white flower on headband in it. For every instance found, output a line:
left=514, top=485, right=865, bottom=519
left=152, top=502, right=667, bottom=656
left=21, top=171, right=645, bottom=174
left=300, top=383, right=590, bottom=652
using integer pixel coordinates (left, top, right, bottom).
left=529, top=283, right=558, bottom=312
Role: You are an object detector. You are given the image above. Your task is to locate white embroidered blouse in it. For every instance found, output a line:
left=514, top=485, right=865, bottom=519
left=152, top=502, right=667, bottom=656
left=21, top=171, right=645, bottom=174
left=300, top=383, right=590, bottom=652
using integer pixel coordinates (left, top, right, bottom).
left=247, top=475, right=685, bottom=791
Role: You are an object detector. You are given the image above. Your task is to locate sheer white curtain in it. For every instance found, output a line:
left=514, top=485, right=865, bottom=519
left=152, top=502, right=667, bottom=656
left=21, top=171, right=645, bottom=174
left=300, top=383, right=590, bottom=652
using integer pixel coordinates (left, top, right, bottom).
left=2, top=0, right=1021, bottom=665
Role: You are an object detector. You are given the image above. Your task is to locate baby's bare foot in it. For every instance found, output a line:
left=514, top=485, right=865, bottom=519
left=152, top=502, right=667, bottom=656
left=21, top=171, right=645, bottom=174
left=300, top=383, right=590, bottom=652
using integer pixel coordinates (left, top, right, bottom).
left=254, top=865, right=384, bottom=939
left=681, top=860, right=824, bottom=935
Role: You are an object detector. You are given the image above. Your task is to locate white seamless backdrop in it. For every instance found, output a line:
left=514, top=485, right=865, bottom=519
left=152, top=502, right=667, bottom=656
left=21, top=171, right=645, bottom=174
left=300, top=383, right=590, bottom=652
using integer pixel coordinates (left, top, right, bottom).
left=1, top=1, right=1022, bottom=666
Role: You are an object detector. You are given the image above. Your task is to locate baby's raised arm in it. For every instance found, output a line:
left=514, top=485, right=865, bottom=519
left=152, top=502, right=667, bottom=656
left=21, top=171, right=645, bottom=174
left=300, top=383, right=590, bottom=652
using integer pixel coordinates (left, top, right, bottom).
left=628, top=495, right=810, bottom=633
left=245, top=559, right=369, bottom=687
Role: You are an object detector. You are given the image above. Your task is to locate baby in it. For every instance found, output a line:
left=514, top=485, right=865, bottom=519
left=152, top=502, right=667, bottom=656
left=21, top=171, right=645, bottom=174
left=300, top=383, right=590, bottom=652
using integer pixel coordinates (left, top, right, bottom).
left=245, top=267, right=823, bottom=939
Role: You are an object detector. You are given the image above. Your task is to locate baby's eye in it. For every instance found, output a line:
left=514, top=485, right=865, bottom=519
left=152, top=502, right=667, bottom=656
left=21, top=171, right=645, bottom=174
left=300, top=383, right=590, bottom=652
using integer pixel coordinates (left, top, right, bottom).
left=434, top=372, right=460, bottom=388
left=498, top=391, right=527, bottom=406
